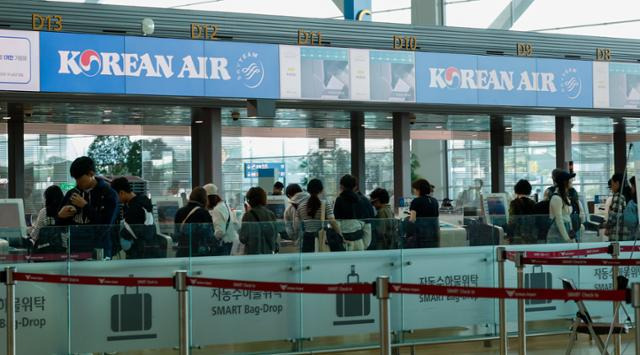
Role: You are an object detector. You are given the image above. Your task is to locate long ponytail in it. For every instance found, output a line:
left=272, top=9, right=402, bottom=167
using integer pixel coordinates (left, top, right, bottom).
left=307, top=179, right=323, bottom=218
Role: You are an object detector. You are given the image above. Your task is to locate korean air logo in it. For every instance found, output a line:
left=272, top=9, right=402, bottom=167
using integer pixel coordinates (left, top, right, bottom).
left=444, top=67, right=461, bottom=88
left=78, top=50, right=102, bottom=77
left=236, top=51, right=264, bottom=89
left=560, top=68, right=582, bottom=99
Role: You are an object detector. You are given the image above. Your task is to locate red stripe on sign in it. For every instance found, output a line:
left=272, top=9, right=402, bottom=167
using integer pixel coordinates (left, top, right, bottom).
left=187, top=277, right=373, bottom=294
left=523, top=257, right=640, bottom=266
left=0, top=253, right=92, bottom=262
left=506, top=247, right=610, bottom=261
left=388, top=283, right=627, bottom=302
left=621, top=246, right=640, bottom=253
left=13, top=272, right=174, bottom=287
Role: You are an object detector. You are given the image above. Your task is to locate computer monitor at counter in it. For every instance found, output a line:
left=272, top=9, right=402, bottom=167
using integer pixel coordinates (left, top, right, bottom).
left=153, top=196, right=183, bottom=235
left=0, top=199, right=28, bottom=245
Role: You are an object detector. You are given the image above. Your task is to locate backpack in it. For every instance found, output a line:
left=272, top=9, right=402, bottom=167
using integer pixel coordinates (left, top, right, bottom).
left=33, top=223, right=66, bottom=254
left=532, top=199, right=553, bottom=242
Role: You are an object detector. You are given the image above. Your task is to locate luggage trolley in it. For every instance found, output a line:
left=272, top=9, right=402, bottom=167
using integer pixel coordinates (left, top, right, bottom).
left=562, top=278, right=629, bottom=355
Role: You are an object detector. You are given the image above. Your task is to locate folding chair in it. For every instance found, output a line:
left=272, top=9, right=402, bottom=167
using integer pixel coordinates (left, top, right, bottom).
left=562, top=278, right=629, bottom=355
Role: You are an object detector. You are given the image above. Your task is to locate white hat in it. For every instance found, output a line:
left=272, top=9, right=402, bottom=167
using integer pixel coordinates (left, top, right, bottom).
left=203, top=183, right=218, bottom=196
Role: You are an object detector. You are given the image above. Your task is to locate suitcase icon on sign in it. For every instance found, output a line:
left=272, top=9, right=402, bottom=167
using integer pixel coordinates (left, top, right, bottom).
left=107, top=282, right=157, bottom=341
left=524, top=265, right=556, bottom=312
left=333, top=265, right=375, bottom=326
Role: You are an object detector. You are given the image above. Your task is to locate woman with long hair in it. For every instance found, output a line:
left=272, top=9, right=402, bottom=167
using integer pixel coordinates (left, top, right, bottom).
left=295, top=179, right=342, bottom=252
left=547, top=171, right=575, bottom=243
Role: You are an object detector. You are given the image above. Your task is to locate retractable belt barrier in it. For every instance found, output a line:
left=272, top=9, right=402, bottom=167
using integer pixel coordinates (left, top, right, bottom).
left=11, top=272, right=174, bottom=287
left=0, top=252, right=92, bottom=263
left=522, top=257, right=640, bottom=267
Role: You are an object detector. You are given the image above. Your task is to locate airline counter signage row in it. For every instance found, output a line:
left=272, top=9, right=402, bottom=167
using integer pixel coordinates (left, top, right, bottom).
left=1, top=28, right=639, bottom=110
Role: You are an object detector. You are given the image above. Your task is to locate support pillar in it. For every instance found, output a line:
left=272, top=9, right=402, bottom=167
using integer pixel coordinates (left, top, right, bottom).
left=614, top=118, right=627, bottom=174
left=7, top=103, right=24, bottom=199
left=393, top=112, right=411, bottom=209
left=490, top=116, right=506, bottom=193
left=191, top=107, right=222, bottom=194
left=555, top=116, right=572, bottom=170
left=350, top=111, right=366, bottom=192
left=411, top=0, right=445, bottom=26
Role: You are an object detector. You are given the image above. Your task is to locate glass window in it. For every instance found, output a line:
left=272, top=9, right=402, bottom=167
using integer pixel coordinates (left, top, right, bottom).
left=571, top=117, right=614, bottom=201
left=0, top=123, right=7, bottom=198
left=364, top=132, right=393, bottom=196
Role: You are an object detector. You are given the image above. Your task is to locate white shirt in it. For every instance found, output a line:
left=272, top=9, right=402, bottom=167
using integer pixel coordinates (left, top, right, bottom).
left=211, top=202, right=239, bottom=243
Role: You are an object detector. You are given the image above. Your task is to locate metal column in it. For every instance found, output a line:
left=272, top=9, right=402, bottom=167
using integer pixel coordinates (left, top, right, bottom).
left=4, top=267, right=16, bottom=355
left=515, top=252, right=526, bottom=355
left=411, top=0, right=445, bottom=26
left=392, top=112, right=411, bottom=210
left=174, top=270, right=190, bottom=355
left=611, top=242, right=621, bottom=355
left=632, top=283, right=640, bottom=355
left=490, top=116, right=506, bottom=193
left=555, top=116, right=572, bottom=170
left=351, top=111, right=366, bottom=193
left=497, top=247, right=508, bottom=355
left=614, top=118, right=627, bottom=174
left=7, top=103, right=24, bottom=199
left=376, top=276, right=391, bottom=355
left=191, top=107, right=223, bottom=193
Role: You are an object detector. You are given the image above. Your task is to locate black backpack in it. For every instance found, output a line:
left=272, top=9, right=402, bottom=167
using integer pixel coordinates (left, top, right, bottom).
left=532, top=199, right=553, bottom=242
left=34, top=224, right=66, bottom=254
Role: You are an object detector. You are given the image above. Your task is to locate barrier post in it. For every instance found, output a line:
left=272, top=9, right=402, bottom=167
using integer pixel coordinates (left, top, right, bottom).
left=174, top=270, right=190, bottom=355
left=611, top=242, right=621, bottom=355
left=632, top=283, right=640, bottom=355
left=496, top=247, right=507, bottom=355
left=4, top=267, right=15, bottom=355
left=515, top=252, right=526, bottom=355
left=376, top=276, right=391, bottom=355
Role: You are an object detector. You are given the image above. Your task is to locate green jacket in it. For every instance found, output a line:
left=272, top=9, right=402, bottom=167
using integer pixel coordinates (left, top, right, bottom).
left=239, top=205, right=278, bottom=255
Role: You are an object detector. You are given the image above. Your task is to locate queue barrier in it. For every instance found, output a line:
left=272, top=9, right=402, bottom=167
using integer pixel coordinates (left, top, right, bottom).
left=4, top=247, right=640, bottom=355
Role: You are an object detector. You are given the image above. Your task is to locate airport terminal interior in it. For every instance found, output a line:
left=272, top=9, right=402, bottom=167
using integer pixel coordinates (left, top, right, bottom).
left=3, top=0, right=640, bottom=354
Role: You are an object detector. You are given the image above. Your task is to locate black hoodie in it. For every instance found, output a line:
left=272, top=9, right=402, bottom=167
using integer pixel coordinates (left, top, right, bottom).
left=121, top=194, right=158, bottom=259
left=334, top=190, right=375, bottom=221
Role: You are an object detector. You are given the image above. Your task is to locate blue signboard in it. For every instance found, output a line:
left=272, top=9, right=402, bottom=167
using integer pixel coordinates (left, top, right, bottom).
left=40, top=32, right=279, bottom=98
left=244, top=163, right=286, bottom=178
left=415, top=52, right=593, bottom=108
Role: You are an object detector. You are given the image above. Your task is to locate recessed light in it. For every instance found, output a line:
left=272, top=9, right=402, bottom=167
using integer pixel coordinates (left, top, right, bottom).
left=505, top=127, right=512, bottom=130
left=1, top=116, right=10, bottom=120
left=386, top=116, right=393, bottom=119
left=103, top=109, right=112, bottom=114
left=435, top=125, right=443, bottom=129
left=467, top=118, right=475, bottom=122
left=102, top=118, right=111, bottom=122
left=195, top=120, right=203, bottom=124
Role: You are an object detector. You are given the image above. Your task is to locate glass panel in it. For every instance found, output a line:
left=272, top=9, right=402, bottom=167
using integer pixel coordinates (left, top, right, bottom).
left=0, top=122, right=6, bottom=198
left=572, top=117, right=614, bottom=202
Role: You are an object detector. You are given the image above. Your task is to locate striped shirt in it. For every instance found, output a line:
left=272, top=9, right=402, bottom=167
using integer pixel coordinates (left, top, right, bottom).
left=295, top=198, right=335, bottom=233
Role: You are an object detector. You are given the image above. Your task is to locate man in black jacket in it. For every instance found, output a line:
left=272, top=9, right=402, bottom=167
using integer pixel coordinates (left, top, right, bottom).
left=57, top=156, right=119, bottom=259
left=173, top=187, right=215, bottom=257
left=333, top=175, right=374, bottom=250
left=111, top=177, right=160, bottom=259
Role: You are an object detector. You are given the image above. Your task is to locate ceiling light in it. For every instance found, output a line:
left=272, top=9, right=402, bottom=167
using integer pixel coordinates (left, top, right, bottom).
left=435, top=125, right=443, bottom=129
left=195, top=120, right=203, bottom=124
left=505, top=127, right=512, bottom=130
left=102, top=118, right=111, bottom=122
left=103, top=109, right=112, bottom=114
left=467, top=118, right=474, bottom=122
left=1, top=116, right=10, bottom=120
left=386, top=116, right=393, bottom=119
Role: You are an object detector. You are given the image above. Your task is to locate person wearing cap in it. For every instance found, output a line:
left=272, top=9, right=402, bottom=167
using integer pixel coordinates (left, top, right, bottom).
left=547, top=171, right=576, bottom=243
left=605, top=173, right=628, bottom=240
left=545, top=168, right=586, bottom=240
left=204, top=183, right=238, bottom=256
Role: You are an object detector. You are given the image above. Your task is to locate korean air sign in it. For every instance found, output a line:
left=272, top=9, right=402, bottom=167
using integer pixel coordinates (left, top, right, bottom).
left=416, top=53, right=592, bottom=108
left=40, top=32, right=279, bottom=98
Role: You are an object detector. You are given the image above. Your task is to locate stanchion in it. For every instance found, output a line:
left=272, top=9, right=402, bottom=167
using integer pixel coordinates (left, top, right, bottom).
left=496, top=247, right=507, bottom=355
left=515, top=252, right=526, bottom=355
left=174, top=270, right=189, bottom=355
left=4, top=267, right=15, bottom=355
left=611, top=242, right=622, bottom=355
left=376, top=276, right=391, bottom=355
left=632, top=283, right=640, bottom=355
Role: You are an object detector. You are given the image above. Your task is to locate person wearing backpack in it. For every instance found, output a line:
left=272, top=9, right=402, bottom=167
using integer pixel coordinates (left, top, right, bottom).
left=174, top=187, right=215, bottom=257
left=110, top=177, right=159, bottom=259
left=547, top=171, right=576, bottom=243
left=29, top=185, right=66, bottom=254
left=239, top=187, right=278, bottom=255
left=506, top=179, right=537, bottom=244
left=296, top=179, right=343, bottom=252
left=204, top=183, right=239, bottom=256
left=606, top=173, right=630, bottom=240
left=334, top=175, right=373, bottom=251
left=284, top=183, right=309, bottom=243
left=56, top=156, right=120, bottom=259
left=543, top=169, right=586, bottom=241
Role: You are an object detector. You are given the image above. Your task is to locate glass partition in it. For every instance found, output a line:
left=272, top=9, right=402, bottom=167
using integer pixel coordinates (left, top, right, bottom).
left=0, top=122, right=7, bottom=199
left=572, top=117, right=615, bottom=201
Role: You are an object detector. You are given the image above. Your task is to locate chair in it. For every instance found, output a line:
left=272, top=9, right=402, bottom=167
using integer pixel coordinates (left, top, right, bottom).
left=562, top=278, right=629, bottom=355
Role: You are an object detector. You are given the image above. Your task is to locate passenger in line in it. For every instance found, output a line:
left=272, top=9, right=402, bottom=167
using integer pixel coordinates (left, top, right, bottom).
left=547, top=171, right=576, bottom=243
left=29, top=185, right=65, bottom=253
left=624, top=176, right=638, bottom=239
left=272, top=181, right=284, bottom=196
left=295, top=179, right=342, bottom=252
left=239, top=187, right=278, bottom=254
left=369, top=188, right=396, bottom=250
left=283, top=183, right=308, bottom=243
left=506, top=179, right=536, bottom=244
left=204, top=183, right=239, bottom=256
left=111, top=177, right=159, bottom=259
left=174, top=187, right=215, bottom=257
left=545, top=169, right=586, bottom=240
left=56, top=156, right=119, bottom=258
left=605, top=173, right=628, bottom=240
left=334, top=175, right=372, bottom=251
left=407, top=179, right=440, bottom=248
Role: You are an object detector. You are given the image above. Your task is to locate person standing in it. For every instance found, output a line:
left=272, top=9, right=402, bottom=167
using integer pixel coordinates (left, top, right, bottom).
left=174, top=187, right=215, bottom=257
left=369, top=188, right=396, bottom=250
left=272, top=182, right=284, bottom=196
left=605, top=173, right=628, bottom=240
left=29, top=185, right=66, bottom=254
left=295, top=179, right=342, bottom=252
left=204, top=183, right=238, bottom=256
left=56, top=156, right=119, bottom=259
left=408, top=179, right=440, bottom=248
left=283, top=183, right=309, bottom=243
left=333, top=175, right=372, bottom=251
left=547, top=171, right=576, bottom=243
left=239, top=187, right=278, bottom=254
left=506, top=179, right=536, bottom=244
left=111, top=177, right=158, bottom=259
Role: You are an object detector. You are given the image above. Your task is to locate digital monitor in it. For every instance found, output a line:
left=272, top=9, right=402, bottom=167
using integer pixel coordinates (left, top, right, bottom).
left=0, top=199, right=27, bottom=243
left=266, top=195, right=287, bottom=219
left=153, top=196, right=183, bottom=235
left=483, top=193, right=509, bottom=226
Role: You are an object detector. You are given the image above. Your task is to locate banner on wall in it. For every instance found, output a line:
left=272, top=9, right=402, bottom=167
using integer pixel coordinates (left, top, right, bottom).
left=415, top=52, right=593, bottom=108
left=593, top=61, right=640, bottom=109
left=0, top=29, right=39, bottom=92
left=39, top=32, right=279, bottom=98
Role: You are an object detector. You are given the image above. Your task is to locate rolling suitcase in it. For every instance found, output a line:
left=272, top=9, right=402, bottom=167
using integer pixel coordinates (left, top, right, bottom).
left=336, top=265, right=370, bottom=317
left=525, top=265, right=556, bottom=311
left=111, top=285, right=152, bottom=332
